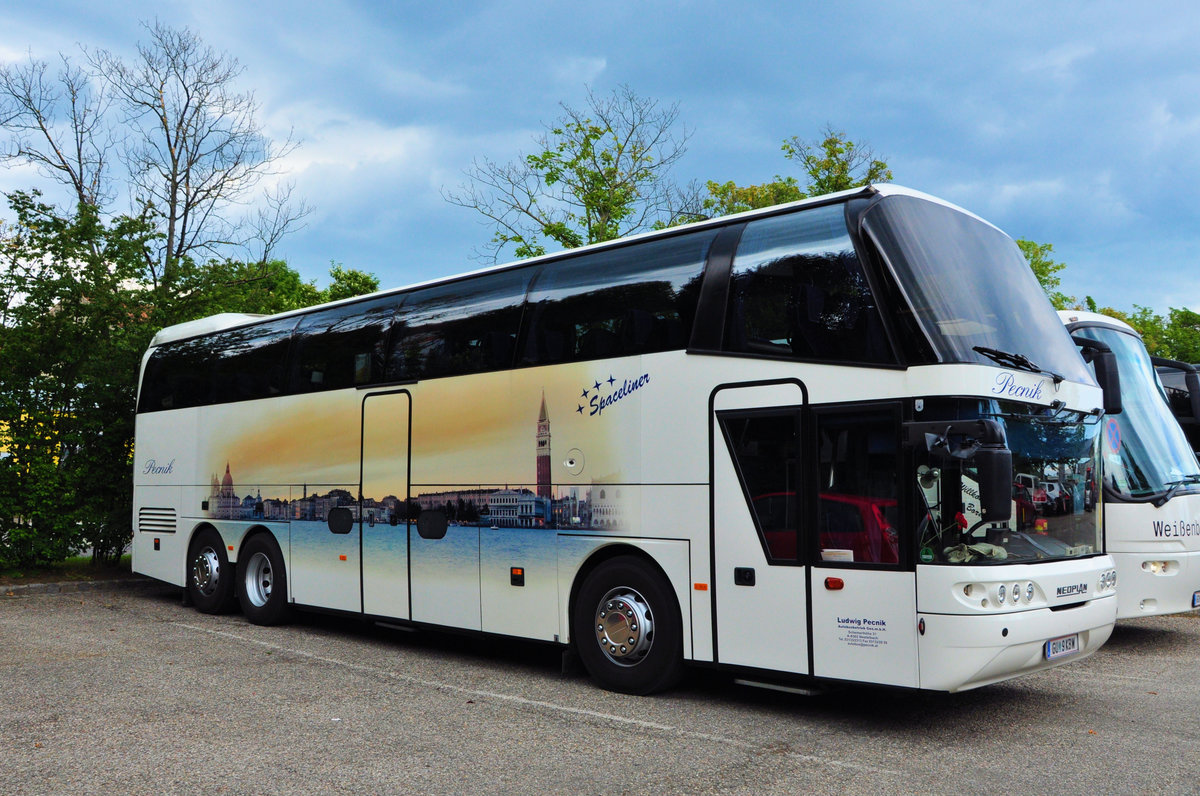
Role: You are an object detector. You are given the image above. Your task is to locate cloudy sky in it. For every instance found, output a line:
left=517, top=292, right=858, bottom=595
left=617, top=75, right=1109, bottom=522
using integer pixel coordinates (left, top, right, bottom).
left=3, top=0, right=1199, bottom=314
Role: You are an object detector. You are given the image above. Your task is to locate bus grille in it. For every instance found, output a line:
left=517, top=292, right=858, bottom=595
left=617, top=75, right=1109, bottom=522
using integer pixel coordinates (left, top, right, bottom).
left=138, top=507, right=177, bottom=534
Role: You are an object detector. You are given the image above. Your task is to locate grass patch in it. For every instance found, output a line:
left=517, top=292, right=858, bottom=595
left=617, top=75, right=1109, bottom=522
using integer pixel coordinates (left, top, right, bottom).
left=0, top=554, right=134, bottom=586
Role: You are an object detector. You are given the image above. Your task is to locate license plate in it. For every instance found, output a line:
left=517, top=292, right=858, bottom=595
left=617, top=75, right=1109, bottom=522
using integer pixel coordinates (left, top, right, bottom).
left=1192, top=591, right=1200, bottom=609
left=1045, top=633, right=1080, bottom=660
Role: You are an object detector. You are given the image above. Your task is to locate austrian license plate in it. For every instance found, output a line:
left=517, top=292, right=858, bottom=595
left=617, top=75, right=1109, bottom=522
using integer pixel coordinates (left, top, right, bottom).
left=1045, top=633, right=1080, bottom=660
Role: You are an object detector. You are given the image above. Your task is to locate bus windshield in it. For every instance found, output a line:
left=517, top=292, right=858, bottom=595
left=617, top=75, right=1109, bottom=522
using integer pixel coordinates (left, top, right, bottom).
left=915, top=399, right=1103, bottom=565
left=1073, top=325, right=1200, bottom=501
left=863, top=195, right=1092, bottom=385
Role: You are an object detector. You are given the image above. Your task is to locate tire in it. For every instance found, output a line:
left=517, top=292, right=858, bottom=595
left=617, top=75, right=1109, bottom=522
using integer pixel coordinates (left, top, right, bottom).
left=572, top=555, right=683, bottom=695
left=186, top=528, right=237, bottom=614
left=236, top=533, right=292, bottom=626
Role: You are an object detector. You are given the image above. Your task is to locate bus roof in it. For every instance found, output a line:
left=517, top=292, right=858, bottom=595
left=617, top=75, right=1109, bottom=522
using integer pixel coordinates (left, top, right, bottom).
left=149, top=183, right=993, bottom=348
left=1058, top=310, right=1138, bottom=337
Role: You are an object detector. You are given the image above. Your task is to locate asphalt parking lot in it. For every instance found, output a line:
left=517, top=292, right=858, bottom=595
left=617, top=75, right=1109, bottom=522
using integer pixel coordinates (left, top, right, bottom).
left=3, top=581, right=1198, bottom=795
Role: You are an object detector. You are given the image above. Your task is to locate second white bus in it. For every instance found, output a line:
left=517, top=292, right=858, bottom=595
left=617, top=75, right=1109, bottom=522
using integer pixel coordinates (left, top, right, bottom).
left=1062, top=310, right=1200, bottom=618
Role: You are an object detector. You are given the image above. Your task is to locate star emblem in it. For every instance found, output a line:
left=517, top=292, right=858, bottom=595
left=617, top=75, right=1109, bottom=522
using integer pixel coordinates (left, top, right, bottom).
left=607, top=375, right=616, bottom=386
left=593, top=380, right=601, bottom=391
left=581, top=388, right=589, bottom=398
left=576, top=404, right=584, bottom=414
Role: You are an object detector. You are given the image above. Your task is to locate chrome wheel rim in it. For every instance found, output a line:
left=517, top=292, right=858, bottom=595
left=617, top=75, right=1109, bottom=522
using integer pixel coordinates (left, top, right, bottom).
left=594, top=586, right=654, bottom=667
left=244, top=551, right=274, bottom=608
left=191, top=546, right=221, bottom=596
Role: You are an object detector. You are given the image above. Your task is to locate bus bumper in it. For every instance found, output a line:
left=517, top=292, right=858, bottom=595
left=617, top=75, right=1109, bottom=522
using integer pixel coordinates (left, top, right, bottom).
left=917, top=594, right=1116, bottom=692
left=1113, top=549, right=1200, bottom=619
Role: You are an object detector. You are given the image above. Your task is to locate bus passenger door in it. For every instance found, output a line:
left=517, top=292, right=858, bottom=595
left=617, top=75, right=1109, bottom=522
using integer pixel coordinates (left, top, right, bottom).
left=808, top=404, right=918, bottom=688
left=361, top=390, right=411, bottom=619
left=711, top=381, right=809, bottom=675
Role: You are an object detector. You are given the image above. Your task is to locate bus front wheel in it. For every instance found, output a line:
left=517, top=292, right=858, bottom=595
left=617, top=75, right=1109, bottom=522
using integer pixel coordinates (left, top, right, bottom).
left=237, top=534, right=291, bottom=626
left=187, top=528, right=237, bottom=614
left=572, top=555, right=683, bottom=695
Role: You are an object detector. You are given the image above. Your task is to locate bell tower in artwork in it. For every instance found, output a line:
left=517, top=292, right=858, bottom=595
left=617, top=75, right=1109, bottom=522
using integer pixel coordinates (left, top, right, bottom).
left=536, top=392, right=552, bottom=499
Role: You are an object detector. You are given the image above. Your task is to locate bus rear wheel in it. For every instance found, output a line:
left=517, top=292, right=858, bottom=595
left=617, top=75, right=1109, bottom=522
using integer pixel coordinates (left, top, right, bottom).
left=237, top=534, right=291, bottom=626
left=572, top=555, right=682, bottom=695
left=187, top=528, right=237, bottom=614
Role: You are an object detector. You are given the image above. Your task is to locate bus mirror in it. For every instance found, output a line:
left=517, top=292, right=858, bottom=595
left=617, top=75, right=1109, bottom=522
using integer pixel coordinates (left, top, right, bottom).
left=975, top=446, right=1013, bottom=523
left=1072, top=336, right=1121, bottom=415
left=1092, top=350, right=1122, bottom=415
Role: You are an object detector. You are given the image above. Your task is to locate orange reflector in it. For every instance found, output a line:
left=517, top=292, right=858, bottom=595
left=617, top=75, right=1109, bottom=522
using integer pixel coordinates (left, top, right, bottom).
left=511, top=567, right=524, bottom=576
left=694, top=583, right=709, bottom=591
left=824, top=577, right=844, bottom=590
left=227, top=545, right=234, bottom=551
left=339, top=555, right=347, bottom=561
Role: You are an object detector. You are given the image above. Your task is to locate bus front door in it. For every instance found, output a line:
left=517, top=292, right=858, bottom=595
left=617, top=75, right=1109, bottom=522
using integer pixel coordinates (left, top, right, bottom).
left=361, top=389, right=412, bottom=619
left=711, top=382, right=810, bottom=675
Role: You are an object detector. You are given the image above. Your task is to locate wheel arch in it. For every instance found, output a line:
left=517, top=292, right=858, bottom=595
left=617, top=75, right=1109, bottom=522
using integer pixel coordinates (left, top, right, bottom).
left=231, top=524, right=283, bottom=562
left=566, top=541, right=686, bottom=652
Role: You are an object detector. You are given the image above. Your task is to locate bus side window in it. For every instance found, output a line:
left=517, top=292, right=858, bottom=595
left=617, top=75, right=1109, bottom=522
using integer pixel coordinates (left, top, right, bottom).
left=725, top=204, right=895, bottom=365
left=386, top=269, right=531, bottom=382
left=290, top=296, right=399, bottom=392
left=208, top=317, right=298, bottom=403
left=519, top=230, right=714, bottom=367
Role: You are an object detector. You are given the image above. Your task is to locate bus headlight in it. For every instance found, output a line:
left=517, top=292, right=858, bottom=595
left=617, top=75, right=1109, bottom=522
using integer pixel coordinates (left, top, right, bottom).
left=1011, top=584, right=1020, bottom=604
left=997, top=584, right=1006, bottom=603
left=1025, top=582, right=1035, bottom=602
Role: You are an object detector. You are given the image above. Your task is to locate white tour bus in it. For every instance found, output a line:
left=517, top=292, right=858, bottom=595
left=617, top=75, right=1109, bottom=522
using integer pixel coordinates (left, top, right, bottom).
left=1061, top=311, right=1200, bottom=617
left=133, top=185, right=1117, bottom=695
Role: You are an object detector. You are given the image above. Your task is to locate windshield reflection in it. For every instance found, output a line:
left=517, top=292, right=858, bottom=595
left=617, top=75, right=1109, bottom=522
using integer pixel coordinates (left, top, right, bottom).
left=1073, top=326, right=1200, bottom=501
left=863, top=195, right=1091, bottom=384
left=916, top=399, right=1102, bottom=565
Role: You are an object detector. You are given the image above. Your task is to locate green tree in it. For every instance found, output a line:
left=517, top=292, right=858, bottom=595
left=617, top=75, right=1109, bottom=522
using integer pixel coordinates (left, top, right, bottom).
left=323, top=262, right=380, bottom=303
left=701, top=126, right=892, bottom=217
left=1016, top=239, right=1072, bottom=310
left=1124, top=305, right=1169, bottom=356
left=0, top=192, right=157, bottom=566
left=444, top=85, right=699, bottom=260
left=1164, top=308, right=1200, bottom=363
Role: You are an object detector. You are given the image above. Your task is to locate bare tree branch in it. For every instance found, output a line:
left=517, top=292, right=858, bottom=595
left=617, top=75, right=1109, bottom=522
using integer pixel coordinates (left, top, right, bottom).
left=0, top=53, right=114, bottom=208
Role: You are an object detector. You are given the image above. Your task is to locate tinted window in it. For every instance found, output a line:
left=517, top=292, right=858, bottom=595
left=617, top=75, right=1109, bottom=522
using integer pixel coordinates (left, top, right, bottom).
left=208, top=317, right=299, bottom=403
left=725, top=204, right=894, bottom=364
left=719, top=411, right=801, bottom=562
left=141, top=316, right=299, bottom=411
left=520, top=230, right=714, bottom=366
left=292, top=296, right=400, bottom=392
left=387, top=269, right=532, bottom=381
left=140, top=335, right=215, bottom=411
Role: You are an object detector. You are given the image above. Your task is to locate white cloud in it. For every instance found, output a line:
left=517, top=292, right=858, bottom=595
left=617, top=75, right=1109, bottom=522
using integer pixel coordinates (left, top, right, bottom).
left=551, top=56, right=607, bottom=86
left=1020, top=42, right=1097, bottom=82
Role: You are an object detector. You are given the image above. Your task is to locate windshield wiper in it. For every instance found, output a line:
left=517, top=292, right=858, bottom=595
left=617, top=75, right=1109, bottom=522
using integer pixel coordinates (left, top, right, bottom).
left=973, top=345, right=1064, bottom=384
left=1152, top=475, right=1200, bottom=507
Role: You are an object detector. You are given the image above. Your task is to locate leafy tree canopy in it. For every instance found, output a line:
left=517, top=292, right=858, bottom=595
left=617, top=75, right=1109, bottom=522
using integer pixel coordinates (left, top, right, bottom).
left=701, top=125, right=892, bottom=217
left=445, top=85, right=700, bottom=260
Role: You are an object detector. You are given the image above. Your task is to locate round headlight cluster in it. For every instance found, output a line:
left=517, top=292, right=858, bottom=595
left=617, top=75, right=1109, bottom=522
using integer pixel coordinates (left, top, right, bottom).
left=992, top=581, right=1036, bottom=607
